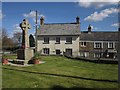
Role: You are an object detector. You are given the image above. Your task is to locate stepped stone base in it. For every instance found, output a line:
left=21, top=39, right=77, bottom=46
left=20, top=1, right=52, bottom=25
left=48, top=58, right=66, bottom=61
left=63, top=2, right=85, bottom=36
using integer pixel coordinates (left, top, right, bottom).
left=17, top=48, right=34, bottom=64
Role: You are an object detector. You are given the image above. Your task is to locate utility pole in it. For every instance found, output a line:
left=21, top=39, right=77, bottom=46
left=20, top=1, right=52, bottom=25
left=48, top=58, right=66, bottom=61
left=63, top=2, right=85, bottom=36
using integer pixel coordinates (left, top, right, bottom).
left=118, top=1, right=120, bottom=86
left=35, top=10, right=38, bottom=53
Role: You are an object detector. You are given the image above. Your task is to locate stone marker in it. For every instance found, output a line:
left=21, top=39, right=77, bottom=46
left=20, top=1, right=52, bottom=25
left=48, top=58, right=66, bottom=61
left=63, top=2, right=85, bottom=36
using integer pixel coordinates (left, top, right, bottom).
left=17, top=19, right=34, bottom=63
left=20, top=19, right=30, bottom=48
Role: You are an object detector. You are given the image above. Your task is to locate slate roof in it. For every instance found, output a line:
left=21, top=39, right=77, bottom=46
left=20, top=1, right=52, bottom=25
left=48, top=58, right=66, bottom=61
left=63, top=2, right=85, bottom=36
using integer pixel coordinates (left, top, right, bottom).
left=37, top=23, right=80, bottom=35
left=37, top=22, right=118, bottom=41
left=80, top=31, right=118, bottom=41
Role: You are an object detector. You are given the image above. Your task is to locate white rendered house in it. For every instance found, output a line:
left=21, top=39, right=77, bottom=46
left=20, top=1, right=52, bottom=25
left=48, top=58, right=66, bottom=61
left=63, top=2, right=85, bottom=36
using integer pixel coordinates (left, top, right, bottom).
left=36, top=16, right=80, bottom=56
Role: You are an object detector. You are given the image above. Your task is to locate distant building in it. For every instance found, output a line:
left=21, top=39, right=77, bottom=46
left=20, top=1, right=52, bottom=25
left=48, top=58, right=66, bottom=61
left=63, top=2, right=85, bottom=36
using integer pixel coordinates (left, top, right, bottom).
left=80, top=25, right=118, bottom=59
left=36, top=17, right=118, bottom=59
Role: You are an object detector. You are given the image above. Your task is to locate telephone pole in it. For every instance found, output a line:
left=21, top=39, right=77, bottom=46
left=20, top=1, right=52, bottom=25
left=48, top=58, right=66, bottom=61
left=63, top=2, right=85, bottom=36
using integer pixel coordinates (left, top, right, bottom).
left=118, top=1, right=120, bottom=86
left=35, top=10, right=38, bottom=53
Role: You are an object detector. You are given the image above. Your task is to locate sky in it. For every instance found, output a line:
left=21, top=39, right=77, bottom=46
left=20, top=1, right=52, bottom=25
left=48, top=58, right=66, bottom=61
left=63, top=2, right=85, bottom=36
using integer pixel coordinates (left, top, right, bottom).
left=1, top=1, right=119, bottom=37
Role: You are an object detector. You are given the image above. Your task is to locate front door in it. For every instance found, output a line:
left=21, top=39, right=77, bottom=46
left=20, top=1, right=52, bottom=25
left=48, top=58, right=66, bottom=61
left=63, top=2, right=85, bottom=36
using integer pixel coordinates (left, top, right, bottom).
left=66, top=49, right=72, bottom=56
left=56, top=49, right=61, bottom=55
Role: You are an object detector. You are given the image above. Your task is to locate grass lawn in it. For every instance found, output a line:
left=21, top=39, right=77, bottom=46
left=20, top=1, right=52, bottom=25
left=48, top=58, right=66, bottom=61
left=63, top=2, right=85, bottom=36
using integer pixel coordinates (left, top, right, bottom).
left=2, top=55, right=118, bottom=88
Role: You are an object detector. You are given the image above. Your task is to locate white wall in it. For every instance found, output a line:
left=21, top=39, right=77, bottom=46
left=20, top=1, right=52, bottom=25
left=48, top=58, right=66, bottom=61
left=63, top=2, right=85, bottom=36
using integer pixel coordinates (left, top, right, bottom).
left=37, top=35, right=79, bottom=56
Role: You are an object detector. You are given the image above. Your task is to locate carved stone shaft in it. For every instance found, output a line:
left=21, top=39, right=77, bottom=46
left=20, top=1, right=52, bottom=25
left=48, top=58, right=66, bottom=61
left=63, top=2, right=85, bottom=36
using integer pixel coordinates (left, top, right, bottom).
left=20, top=19, right=31, bottom=48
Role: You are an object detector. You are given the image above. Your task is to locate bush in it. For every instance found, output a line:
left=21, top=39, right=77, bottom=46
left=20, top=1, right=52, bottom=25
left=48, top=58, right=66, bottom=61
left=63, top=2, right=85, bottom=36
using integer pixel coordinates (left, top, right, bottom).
left=34, top=52, right=41, bottom=59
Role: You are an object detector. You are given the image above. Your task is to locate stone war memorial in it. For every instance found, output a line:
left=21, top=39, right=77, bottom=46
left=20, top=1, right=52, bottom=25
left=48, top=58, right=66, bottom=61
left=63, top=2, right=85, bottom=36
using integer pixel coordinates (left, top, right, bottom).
left=17, top=19, right=34, bottom=64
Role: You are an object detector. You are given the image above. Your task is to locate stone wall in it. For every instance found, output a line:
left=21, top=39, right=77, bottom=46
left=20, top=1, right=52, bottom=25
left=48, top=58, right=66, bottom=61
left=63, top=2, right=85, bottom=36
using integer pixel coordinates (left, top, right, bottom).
left=79, top=41, right=118, bottom=58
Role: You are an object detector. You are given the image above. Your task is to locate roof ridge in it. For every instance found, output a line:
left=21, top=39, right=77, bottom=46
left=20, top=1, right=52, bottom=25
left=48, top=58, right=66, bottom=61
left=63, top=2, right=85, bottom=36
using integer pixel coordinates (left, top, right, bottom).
left=81, top=31, right=118, bottom=33
left=44, top=22, right=77, bottom=25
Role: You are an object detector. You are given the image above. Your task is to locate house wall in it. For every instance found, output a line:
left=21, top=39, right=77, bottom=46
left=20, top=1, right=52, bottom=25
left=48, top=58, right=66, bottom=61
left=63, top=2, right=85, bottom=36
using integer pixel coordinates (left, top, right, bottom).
left=37, top=35, right=80, bottom=56
left=79, top=41, right=118, bottom=58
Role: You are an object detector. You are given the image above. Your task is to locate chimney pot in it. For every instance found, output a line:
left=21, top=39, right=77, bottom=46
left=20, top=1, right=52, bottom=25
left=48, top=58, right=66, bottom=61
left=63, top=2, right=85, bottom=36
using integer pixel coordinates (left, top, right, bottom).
left=76, top=16, right=80, bottom=24
left=40, top=17, right=44, bottom=25
left=88, top=24, right=92, bottom=33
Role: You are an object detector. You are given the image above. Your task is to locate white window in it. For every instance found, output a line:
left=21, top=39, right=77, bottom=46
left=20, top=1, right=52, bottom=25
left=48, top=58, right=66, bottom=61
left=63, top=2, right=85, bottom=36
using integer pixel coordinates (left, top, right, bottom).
left=94, top=53, right=101, bottom=58
left=94, top=42, right=103, bottom=48
left=108, top=42, right=114, bottom=48
left=43, top=48, right=50, bottom=54
left=80, top=52, right=89, bottom=57
left=81, top=42, right=86, bottom=47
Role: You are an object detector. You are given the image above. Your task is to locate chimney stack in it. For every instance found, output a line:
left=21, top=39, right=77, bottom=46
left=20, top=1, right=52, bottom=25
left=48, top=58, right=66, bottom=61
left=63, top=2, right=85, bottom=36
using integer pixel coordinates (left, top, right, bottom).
left=76, top=16, right=80, bottom=24
left=40, top=17, right=44, bottom=25
left=88, top=24, right=92, bottom=33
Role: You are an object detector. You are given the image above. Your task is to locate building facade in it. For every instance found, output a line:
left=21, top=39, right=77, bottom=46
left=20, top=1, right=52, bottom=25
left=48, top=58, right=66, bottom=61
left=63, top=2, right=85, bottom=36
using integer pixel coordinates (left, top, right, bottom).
left=79, top=25, right=118, bottom=59
left=36, top=17, right=80, bottom=56
left=36, top=17, right=118, bottom=59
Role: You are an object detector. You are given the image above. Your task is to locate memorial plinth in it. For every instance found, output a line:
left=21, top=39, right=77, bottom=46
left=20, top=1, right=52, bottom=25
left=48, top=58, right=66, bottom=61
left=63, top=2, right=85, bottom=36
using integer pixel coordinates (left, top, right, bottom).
left=17, top=48, right=34, bottom=60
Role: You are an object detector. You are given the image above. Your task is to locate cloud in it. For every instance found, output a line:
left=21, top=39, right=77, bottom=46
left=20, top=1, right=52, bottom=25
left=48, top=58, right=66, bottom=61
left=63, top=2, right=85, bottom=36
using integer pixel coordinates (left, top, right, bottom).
left=111, top=23, right=120, bottom=27
left=0, top=10, right=5, bottom=20
left=75, top=0, right=118, bottom=8
left=87, top=25, right=99, bottom=30
left=13, top=24, right=22, bottom=32
left=91, top=25, right=94, bottom=29
left=84, top=8, right=118, bottom=22
left=23, top=11, right=38, bottom=18
left=23, top=10, right=45, bottom=23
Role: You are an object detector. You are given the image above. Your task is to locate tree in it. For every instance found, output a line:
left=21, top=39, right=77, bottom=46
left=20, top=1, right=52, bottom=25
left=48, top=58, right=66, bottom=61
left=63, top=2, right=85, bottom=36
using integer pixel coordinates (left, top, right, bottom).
left=29, top=34, right=35, bottom=47
left=2, top=28, right=14, bottom=50
left=12, top=32, right=22, bottom=47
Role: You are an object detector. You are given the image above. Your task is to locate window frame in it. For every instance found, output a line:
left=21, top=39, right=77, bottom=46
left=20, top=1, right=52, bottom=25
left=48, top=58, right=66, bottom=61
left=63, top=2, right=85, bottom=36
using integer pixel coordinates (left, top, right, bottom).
left=80, top=52, right=89, bottom=57
left=43, top=48, right=50, bottom=55
left=81, top=42, right=86, bottom=47
left=94, top=42, right=103, bottom=48
left=65, top=37, right=72, bottom=44
left=55, top=37, right=60, bottom=44
left=94, top=53, right=101, bottom=58
left=43, top=37, right=49, bottom=44
left=108, top=42, right=115, bottom=49
left=56, top=49, right=61, bottom=55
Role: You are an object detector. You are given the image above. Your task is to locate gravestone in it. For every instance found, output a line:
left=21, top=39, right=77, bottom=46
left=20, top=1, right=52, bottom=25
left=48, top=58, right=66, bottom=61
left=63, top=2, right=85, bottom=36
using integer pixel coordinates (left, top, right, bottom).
left=17, top=19, right=34, bottom=64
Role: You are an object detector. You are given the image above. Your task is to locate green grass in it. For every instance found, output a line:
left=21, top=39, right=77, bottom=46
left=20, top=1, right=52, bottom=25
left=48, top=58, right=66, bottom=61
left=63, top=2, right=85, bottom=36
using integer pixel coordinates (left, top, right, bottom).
left=2, top=55, right=118, bottom=88
left=2, top=54, right=17, bottom=59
